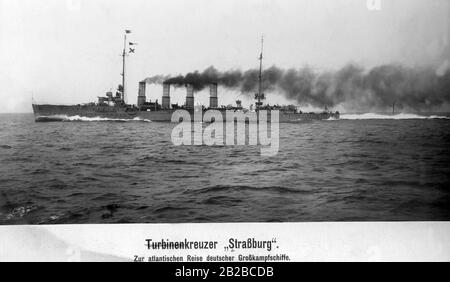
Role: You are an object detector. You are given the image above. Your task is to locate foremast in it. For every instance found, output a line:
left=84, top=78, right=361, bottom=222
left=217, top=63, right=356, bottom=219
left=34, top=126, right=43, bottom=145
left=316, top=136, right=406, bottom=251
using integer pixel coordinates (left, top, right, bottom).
left=121, top=29, right=136, bottom=104
left=122, top=31, right=127, bottom=103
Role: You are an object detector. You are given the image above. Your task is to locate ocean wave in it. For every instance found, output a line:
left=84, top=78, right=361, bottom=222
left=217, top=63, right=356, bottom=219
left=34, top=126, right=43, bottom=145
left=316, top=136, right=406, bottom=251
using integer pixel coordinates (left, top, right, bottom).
left=189, top=184, right=309, bottom=195
left=5, top=205, right=38, bottom=220
left=36, top=115, right=152, bottom=122
left=329, top=113, right=450, bottom=120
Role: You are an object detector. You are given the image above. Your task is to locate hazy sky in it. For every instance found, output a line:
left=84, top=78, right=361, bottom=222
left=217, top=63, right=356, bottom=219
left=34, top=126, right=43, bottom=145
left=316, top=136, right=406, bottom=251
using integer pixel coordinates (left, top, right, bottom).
left=0, top=0, right=448, bottom=112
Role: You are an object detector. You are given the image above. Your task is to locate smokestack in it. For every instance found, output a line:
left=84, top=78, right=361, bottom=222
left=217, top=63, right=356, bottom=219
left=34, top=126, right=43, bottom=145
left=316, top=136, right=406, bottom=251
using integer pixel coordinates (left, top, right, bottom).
left=185, top=84, right=194, bottom=109
left=137, top=81, right=146, bottom=107
left=162, top=83, right=171, bottom=109
left=209, top=83, right=218, bottom=108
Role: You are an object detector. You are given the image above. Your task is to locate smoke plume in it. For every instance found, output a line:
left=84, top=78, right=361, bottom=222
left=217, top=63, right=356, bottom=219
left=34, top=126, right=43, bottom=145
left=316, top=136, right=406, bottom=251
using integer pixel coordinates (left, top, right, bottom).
left=142, top=64, right=450, bottom=111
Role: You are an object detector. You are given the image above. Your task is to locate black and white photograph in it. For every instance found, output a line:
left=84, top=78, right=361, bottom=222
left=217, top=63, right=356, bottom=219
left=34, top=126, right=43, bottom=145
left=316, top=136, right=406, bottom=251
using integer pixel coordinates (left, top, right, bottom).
left=0, top=0, right=449, bottom=263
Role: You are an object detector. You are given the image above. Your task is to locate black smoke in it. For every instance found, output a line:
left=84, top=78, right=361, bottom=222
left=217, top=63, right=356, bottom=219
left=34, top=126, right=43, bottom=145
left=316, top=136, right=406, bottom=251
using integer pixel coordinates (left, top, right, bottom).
left=142, top=64, right=450, bottom=111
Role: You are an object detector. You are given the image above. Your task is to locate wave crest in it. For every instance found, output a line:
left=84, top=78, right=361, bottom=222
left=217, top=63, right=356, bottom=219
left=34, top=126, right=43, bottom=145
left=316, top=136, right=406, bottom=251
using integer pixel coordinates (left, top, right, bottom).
left=331, top=113, right=450, bottom=120
left=36, top=115, right=152, bottom=122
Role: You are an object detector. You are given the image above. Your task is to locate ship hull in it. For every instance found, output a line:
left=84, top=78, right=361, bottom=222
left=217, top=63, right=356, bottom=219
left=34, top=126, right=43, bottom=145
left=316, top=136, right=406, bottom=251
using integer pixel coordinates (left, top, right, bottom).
left=32, top=104, right=339, bottom=122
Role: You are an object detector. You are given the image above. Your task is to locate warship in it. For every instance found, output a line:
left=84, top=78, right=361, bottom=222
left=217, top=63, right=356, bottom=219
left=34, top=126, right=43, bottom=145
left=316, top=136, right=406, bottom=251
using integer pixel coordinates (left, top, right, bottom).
left=32, top=32, right=340, bottom=122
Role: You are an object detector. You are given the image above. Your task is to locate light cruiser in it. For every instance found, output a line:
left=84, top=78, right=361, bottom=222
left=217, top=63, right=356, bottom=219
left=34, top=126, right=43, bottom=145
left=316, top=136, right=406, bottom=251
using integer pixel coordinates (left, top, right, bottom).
left=32, top=32, right=339, bottom=122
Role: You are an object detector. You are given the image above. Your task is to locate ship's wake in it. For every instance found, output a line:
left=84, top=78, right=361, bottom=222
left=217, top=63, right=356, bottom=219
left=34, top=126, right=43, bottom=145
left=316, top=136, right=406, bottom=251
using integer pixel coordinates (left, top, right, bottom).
left=329, top=113, right=450, bottom=120
left=35, top=115, right=152, bottom=122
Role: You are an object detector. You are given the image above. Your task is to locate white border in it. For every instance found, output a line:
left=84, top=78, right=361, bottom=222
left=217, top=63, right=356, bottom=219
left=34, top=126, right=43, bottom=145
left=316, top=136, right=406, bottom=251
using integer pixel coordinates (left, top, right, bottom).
left=1, top=222, right=449, bottom=262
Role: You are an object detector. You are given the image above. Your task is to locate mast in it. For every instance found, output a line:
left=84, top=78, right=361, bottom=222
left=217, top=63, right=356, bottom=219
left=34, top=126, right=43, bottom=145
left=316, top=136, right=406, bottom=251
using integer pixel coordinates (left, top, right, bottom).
left=121, top=31, right=127, bottom=103
left=256, top=36, right=265, bottom=110
left=120, top=30, right=136, bottom=104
